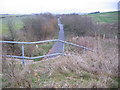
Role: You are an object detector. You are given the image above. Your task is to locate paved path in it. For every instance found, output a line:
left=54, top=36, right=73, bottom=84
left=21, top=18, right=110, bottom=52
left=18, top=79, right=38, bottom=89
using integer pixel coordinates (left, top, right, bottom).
left=49, top=18, right=65, bottom=54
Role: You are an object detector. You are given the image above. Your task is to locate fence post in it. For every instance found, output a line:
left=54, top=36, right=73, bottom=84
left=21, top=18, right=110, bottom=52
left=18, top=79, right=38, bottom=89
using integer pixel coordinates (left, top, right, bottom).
left=22, top=44, right=25, bottom=64
left=63, top=42, right=65, bottom=54
left=115, top=35, right=117, bottom=40
left=103, top=34, right=105, bottom=39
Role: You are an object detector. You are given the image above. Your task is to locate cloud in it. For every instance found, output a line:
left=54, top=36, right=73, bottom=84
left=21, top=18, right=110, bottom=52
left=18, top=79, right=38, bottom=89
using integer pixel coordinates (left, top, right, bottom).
left=0, top=0, right=118, bottom=14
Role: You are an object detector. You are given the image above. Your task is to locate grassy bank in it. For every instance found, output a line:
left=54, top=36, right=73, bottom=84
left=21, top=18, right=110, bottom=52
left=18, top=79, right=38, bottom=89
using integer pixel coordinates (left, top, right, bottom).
left=32, top=42, right=55, bottom=61
left=2, top=36, right=118, bottom=88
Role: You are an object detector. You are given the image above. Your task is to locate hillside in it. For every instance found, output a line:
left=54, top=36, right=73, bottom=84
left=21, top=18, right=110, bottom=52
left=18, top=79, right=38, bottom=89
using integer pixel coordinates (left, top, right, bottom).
left=86, top=11, right=118, bottom=23
left=1, top=12, right=119, bottom=88
left=2, top=36, right=118, bottom=88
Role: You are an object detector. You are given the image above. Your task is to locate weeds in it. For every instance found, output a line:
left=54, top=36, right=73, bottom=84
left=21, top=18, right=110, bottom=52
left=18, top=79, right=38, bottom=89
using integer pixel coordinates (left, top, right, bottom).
left=2, top=36, right=118, bottom=88
left=2, top=57, right=34, bottom=88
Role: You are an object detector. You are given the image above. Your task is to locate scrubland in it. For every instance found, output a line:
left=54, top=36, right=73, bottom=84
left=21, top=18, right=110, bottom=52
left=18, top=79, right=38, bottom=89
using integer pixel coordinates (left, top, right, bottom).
left=1, top=12, right=119, bottom=88
left=2, top=36, right=118, bottom=88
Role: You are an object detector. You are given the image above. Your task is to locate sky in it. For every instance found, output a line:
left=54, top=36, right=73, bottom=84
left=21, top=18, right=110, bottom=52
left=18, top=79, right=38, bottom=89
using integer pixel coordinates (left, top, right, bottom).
left=0, top=0, right=119, bottom=14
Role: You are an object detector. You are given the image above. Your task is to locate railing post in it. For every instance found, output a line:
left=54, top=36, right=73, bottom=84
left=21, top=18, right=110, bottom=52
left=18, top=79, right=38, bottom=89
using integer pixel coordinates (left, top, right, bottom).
left=22, top=44, right=25, bottom=64
left=63, top=42, right=65, bottom=54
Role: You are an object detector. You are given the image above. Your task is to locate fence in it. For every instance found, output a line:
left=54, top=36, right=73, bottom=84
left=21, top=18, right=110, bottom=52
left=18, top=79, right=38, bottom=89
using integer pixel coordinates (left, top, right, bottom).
left=0, top=39, right=94, bottom=64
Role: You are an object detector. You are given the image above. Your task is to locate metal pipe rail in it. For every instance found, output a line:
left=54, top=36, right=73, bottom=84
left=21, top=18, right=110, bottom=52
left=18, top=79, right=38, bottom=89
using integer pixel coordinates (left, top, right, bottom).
left=2, top=53, right=63, bottom=59
left=1, top=39, right=94, bottom=64
left=0, top=39, right=58, bottom=44
left=58, top=40, right=94, bottom=52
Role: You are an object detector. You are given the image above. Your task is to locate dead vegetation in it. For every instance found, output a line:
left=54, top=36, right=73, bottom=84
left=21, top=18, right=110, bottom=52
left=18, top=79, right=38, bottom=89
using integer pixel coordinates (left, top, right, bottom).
left=61, top=14, right=118, bottom=39
left=66, top=36, right=118, bottom=76
left=2, top=13, right=58, bottom=57
left=40, top=36, right=118, bottom=88
left=2, top=57, right=34, bottom=88
left=2, top=36, right=118, bottom=88
left=2, top=13, right=118, bottom=88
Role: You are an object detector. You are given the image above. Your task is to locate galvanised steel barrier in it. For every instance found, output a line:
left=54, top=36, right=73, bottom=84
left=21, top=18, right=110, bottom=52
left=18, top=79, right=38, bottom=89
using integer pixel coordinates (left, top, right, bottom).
left=0, top=39, right=94, bottom=64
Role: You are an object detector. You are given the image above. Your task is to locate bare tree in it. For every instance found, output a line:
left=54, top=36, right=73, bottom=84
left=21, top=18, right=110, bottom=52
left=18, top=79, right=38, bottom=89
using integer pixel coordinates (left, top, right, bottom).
left=61, top=14, right=96, bottom=37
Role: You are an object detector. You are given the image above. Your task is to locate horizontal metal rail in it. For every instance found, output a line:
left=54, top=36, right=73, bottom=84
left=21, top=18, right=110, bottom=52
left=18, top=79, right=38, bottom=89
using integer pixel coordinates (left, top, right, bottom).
left=58, top=40, right=94, bottom=52
left=2, top=53, right=63, bottom=59
left=0, top=39, right=58, bottom=44
left=0, top=39, right=94, bottom=64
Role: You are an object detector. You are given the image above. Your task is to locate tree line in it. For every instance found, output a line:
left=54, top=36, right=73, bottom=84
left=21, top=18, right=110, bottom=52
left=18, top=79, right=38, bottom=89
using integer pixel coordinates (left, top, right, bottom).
left=61, top=14, right=118, bottom=39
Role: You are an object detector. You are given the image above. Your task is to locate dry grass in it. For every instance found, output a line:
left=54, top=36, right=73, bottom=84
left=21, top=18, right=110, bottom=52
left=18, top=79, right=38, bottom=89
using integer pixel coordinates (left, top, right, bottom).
left=31, top=54, right=117, bottom=88
left=2, top=57, right=34, bottom=88
left=66, top=36, right=118, bottom=77
left=30, top=37, right=118, bottom=88
left=2, top=36, right=118, bottom=88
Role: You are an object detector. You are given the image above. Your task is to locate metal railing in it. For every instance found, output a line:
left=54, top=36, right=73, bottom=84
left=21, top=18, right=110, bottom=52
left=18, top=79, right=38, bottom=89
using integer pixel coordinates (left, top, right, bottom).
left=0, top=39, right=94, bottom=64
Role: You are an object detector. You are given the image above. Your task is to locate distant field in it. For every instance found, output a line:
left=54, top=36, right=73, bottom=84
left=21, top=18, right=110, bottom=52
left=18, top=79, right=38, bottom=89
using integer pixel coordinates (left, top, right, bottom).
left=87, top=11, right=118, bottom=23
left=1, top=16, right=24, bottom=35
left=0, top=19, right=2, bottom=33
left=0, top=14, right=23, bottom=18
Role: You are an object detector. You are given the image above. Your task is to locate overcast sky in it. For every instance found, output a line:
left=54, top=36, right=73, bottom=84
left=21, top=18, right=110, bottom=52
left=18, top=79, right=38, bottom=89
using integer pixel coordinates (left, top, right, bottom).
left=0, top=0, right=119, bottom=14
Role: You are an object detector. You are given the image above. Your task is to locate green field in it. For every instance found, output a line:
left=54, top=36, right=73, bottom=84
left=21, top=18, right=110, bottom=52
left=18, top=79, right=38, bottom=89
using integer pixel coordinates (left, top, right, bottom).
left=0, top=14, right=18, bottom=17
left=0, top=14, right=25, bottom=35
left=87, top=11, right=118, bottom=23
left=1, top=15, right=25, bottom=35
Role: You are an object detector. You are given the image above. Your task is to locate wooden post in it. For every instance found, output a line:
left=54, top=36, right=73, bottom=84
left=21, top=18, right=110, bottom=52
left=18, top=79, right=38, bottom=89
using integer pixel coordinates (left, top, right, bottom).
left=115, top=35, right=117, bottom=40
left=103, top=34, right=105, bottom=39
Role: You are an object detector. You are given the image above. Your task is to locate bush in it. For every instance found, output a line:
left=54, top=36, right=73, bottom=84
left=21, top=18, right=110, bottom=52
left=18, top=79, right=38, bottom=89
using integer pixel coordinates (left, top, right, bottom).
left=2, top=57, right=34, bottom=88
left=61, top=14, right=118, bottom=39
left=2, top=13, right=58, bottom=57
left=61, top=14, right=96, bottom=37
left=19, top=13, right=58, bottom=41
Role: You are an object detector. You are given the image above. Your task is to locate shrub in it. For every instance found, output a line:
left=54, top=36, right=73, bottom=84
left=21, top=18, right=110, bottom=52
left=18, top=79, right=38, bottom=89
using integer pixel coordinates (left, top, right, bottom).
left=2, top=57, right=34, bottom=88
left=61, top=14, right=96, bottom=37
left=2, top=13, right=58, bottom=57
